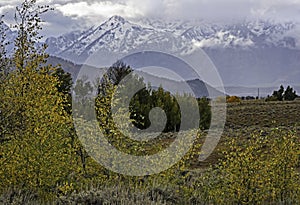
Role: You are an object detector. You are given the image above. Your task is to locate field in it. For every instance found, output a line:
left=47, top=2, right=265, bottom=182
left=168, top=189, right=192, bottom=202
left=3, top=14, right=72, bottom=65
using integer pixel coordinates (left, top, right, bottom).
left=127, top=100, right=300, bottom=169
left=1, top=100, right=299, bottom=204
left=226, top=100, right=300, bottom=129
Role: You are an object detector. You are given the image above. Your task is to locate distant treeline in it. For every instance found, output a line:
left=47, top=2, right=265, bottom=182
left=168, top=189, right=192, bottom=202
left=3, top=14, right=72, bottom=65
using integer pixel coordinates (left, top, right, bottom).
left=226, top=85, right=298, bottom=103
left=74, top=61, right=212, bottom=133
left=266, top=85, right=298, bottom=101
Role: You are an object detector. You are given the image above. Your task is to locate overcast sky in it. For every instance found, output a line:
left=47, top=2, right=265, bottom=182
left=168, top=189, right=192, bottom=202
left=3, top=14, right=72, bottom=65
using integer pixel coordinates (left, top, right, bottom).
left=1, top=0, right=300, bottom=37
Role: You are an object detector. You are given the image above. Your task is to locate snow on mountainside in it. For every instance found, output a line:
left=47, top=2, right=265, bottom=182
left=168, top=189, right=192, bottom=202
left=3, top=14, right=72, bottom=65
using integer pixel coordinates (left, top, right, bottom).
left=42, top=16, right=300, bottom=87
left=3, top=16, right=298, bottom=58
left=46, top=30, right=90, bottom=55
left=47, top=15, right=188, bottom=62
left=2, top=16, right=300, bottom=87
left=45, top=16, right=299, bottom=62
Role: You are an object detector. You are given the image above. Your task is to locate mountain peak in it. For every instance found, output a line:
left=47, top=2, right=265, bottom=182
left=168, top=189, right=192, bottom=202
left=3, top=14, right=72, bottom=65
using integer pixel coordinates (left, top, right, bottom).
left=107, top=15, right=126, bottom=24
left=45, top=17, right=299, bottom=66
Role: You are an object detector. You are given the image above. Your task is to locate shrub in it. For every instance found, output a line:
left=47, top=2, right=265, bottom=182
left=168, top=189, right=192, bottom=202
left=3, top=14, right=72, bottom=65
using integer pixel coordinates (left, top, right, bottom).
left=0, top=187, right=40, bottom=205
left=198, top=129, right=300, bottom=204
left=226, top=96, right=241, bottom=103
left=265, top=95, right=278, bottom=102
left=56, top=184, right=174, bottom=204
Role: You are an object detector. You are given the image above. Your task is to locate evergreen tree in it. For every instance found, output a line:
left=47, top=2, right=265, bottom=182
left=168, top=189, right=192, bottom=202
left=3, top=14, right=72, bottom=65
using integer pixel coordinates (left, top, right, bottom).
left=97, top=61, right=211, bottom=133
left=272, top=85, right=284, bottom=101
left=283, top=86, right=297, bottom=101
left=52, top=67, right=73, bottom=113
left=267, top=85, right=298, bottom=101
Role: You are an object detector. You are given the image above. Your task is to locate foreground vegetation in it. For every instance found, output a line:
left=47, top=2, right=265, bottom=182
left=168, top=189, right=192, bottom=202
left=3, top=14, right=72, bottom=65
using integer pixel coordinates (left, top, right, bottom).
left=1, top=125, right=299, bottom=204
left=0, top=1, right=299, bottom=204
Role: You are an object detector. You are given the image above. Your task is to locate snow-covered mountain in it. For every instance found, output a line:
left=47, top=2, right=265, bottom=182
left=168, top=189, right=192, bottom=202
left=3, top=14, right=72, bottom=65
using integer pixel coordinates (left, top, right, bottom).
left=182, top=21, right=296, bottom=48
left=3, top=16, right=300, bottom=87
left=42, top=16, right=300, bottom=87
left=46, top=15, right=189, bottom=64
left=46, top=15, right=298, bottom=59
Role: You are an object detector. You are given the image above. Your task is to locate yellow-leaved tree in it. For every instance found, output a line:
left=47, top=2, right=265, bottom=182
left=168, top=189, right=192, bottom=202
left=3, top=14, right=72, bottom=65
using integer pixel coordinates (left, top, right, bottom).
left=0, top=0, right=77, bottom=197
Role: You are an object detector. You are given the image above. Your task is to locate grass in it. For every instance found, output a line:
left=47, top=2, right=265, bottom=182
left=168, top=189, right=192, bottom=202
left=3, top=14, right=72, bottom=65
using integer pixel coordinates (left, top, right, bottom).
left=196, top=100, right=300, bottom=168
left=225, top=100, right=300, bottom=129
left=1, top=100, right=299, bottom=204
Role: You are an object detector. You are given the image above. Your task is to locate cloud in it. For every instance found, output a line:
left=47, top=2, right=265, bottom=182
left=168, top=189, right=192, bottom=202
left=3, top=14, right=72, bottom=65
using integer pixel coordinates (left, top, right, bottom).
left=2, top=0, right=300, bottom=22
left=56, top=1, right=144, bottom=21
left=1, top=0, right=300, bottom=37
left=40, top=9, right=86, bottom=37
left=252, top=0, right=300, bottom=22
left=129, top=0, right=300, bottom=23
left=160, top=0, right=255, bottom=22
left=0, top=5, right=14, bottom=16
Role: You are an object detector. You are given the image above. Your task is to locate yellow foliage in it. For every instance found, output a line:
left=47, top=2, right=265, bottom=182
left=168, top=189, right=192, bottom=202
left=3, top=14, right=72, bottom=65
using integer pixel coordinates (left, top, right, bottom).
left=202, top=129, right=300, bottom=204
left=0, top=66, right=78, bottom=195
left=227, top=96, right=241, bottom=103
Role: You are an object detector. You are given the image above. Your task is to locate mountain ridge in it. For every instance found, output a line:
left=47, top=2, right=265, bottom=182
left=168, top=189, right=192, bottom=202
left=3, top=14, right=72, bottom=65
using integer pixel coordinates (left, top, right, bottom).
left=46, top=15, right=299, bottom=58
left=3, top=16, right=300, bottom=87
